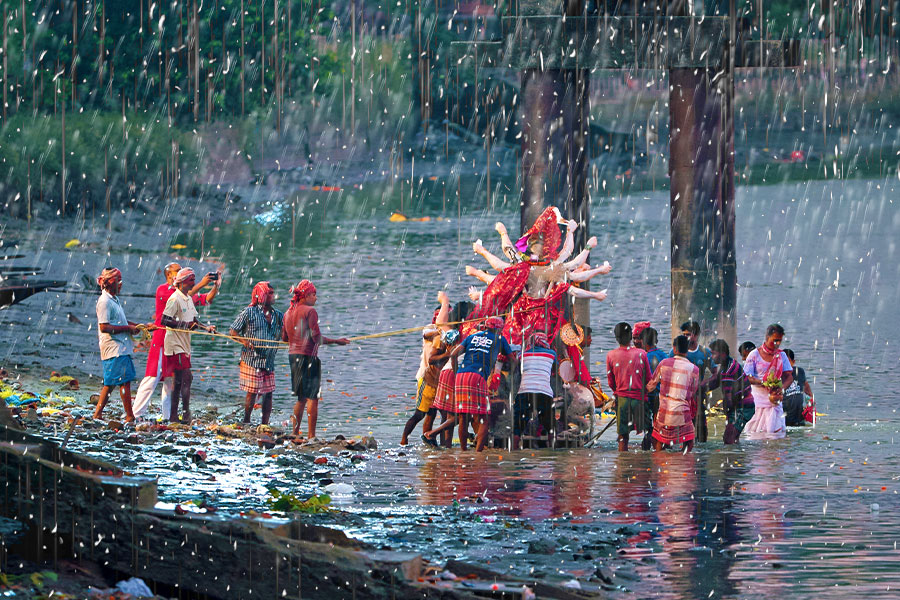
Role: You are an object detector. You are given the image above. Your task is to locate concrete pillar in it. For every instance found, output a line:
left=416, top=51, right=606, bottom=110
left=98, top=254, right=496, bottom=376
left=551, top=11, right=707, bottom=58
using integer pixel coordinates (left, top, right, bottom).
left=669, top=67, right=736, bottom=348
left=519, top=68, right=562, bottom=234
left=519, top=65, right=591, bottom=333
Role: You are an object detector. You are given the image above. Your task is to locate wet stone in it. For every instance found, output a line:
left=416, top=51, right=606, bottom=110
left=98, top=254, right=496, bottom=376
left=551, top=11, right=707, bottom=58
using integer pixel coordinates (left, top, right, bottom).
left=527, top=537, right=557, bottom=555
left=593, top=566, right=614, bottom=584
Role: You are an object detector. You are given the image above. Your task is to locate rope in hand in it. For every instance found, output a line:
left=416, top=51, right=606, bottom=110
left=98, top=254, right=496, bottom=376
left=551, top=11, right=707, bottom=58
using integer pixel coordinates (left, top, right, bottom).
left=154, top=303, right=554, bottom=348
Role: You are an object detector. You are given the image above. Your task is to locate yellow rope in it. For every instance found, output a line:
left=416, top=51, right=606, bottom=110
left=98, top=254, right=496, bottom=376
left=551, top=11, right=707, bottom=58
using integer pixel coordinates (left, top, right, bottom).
left=156, top=303, right=551, bottom=348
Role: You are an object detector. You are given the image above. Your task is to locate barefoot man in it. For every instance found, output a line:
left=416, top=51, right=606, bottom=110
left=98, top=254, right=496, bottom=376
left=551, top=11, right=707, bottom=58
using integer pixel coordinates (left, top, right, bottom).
left=160, top=268, right=217, bottom=423
left=282, top=280, right=349, bottom=440
left=132, top=262, right=219, bottom=419
left=229, top=281, right=284, bottom=425
left=94, top=267, right=143, bottom=421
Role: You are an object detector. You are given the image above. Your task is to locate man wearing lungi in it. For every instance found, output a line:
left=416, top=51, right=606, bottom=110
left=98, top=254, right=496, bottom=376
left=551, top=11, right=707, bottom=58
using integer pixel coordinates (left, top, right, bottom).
left=450, top=316, right=513, bottom=452
left=229, top=281, right=284, bottom=425
left=647, top=335, right=700, bottom=453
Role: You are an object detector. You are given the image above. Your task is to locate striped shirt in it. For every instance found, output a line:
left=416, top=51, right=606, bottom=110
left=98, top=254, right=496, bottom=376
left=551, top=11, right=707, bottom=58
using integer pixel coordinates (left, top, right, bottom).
left=707, top=357, right=752, bottom=407
left=519, top=346, right=556, bottom=396
left=230, top=305, right=285, bottom=371
left=653, top=356, right=699, bottom=427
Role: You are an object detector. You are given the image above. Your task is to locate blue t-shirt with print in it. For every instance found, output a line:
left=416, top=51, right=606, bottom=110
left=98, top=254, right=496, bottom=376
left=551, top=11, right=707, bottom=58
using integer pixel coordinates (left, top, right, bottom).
left=457, top=330, right=512, bottom=379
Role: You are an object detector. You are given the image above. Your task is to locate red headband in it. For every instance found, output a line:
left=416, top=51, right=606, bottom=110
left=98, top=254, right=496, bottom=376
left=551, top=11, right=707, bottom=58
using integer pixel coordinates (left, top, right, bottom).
left=483, top=316, right=505, bottom=330
left=633, top=321, right=651, bottom=338
left=251, top=281, right=274, bottom=306
left=291, top=280, right=316, bottom=304
left=97, top=268, right=122, bottom=290
left=174, top=267, right=195, bottom=284
left=530, top=332, right=549, bottom=348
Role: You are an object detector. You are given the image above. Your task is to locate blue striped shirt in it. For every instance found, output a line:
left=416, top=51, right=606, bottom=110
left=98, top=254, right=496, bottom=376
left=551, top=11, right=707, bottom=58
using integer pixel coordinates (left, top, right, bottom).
left=230, top=305, right=284, bottom=371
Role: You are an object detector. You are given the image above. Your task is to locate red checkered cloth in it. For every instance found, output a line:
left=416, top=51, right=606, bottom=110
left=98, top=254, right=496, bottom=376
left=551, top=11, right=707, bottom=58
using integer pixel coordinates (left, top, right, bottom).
left=432, top=369, right=456, bottom=412
left=454, top=371, right=489, bottom=415
left=652, top=421, right=695, bottom=444
left=239, top=361, right=276, bottom=394
left=651, top=356, right=699, bottom=445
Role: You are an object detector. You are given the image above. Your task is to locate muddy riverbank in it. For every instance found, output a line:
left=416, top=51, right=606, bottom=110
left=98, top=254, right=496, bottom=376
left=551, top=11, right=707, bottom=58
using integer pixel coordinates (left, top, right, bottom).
left=3, top=176, right=900, bottom=599
left=1, top=365, right=641, bottom=598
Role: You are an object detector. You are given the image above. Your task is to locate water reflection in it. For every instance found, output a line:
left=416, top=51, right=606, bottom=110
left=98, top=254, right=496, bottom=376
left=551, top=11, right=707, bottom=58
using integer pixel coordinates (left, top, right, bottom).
left=7, top=175, right=900, bottom=598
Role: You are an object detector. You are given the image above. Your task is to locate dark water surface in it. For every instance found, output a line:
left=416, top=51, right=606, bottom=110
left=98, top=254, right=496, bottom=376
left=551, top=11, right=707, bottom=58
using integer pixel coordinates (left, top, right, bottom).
left=4, top=176, right=900, bottom=597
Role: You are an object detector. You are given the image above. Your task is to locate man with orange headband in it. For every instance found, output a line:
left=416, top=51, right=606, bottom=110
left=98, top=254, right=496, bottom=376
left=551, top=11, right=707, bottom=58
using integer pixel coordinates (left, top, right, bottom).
left=160, top=268, right=217, bottom=422
left=282, top=280, right=349, bottom=440
left=229, top=281, right=284, bottom=425
left=133, top=262, right=220, bottom=419
left=94, top=267, right=143, bottom=421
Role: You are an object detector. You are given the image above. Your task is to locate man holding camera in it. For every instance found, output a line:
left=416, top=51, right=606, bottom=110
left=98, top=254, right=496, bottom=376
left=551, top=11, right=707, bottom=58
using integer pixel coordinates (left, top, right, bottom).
left=132, top=262, right=221, bottom=419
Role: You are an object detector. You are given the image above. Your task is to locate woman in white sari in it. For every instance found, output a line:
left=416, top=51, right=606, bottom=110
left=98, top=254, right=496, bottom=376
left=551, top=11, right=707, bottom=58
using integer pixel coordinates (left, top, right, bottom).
left=741, top=324, right=794, bottom=440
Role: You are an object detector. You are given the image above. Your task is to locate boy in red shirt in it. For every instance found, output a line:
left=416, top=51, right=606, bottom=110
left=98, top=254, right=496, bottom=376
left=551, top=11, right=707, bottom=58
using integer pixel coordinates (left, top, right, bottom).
left=606, top=322, right=651, bottom=451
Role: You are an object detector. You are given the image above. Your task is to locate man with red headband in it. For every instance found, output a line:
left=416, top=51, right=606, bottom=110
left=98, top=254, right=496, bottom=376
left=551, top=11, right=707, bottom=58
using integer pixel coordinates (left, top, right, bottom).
left=94, top=267, right=143, bottom=421
left=160, top=268, right=217, bottom=422
left=282, top=280, right=350, bottom=440
left=133, top=262, right=220, bottom=419
left=229, top=281, right=284, bottom=425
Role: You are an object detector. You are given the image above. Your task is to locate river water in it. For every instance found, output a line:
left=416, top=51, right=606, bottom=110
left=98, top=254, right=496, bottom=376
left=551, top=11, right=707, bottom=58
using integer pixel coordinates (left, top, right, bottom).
left=3, top=175, right=900, bottom=597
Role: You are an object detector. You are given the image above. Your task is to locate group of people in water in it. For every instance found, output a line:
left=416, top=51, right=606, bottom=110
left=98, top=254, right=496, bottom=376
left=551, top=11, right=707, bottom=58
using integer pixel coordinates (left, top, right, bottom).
left=91, top=205, right=813, bottom=452
left=92, top=263, right=348, bottom=440
left=401, top=301, right=815, bottom=452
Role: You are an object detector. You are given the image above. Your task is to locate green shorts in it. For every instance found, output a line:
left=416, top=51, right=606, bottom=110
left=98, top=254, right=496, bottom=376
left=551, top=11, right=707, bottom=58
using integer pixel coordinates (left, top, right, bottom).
left=616, top=396, right=650, bottom=436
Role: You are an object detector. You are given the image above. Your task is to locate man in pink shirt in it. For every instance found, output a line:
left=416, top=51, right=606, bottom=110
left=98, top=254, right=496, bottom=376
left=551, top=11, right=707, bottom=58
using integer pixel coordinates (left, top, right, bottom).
left=282, top=280, right=349, bottom=440
left=132, top=262, right=220, bottom=419
left=606, top=322, right=651, bottom=451
left=646, top=335, right=700, bottom=452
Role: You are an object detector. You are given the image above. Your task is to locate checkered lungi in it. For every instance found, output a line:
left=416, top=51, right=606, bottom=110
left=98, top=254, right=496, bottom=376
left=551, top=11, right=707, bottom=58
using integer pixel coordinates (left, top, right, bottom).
left=432, top=369, right=456, bottom=412
left=454, top=371, right=489, bottom=415
left=652, top=401, right=695, bottom=445
left=239, top=361, right=276, bottom=394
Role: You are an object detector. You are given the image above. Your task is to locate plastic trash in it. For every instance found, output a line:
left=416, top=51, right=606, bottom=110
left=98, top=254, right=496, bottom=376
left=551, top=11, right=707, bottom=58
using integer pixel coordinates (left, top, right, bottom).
left=323, top=482, right=356, bottom=495
left=116, top=577, right=154, bottom=597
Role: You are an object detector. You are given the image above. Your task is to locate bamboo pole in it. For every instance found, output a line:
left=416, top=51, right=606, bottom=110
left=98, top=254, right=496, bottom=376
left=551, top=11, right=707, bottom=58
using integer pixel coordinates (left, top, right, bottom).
left=241, top=0, right=245, bottom=115
left=193, top=0, right=199, bottom=121
left=61, top=81, right=66, bottom=215
left=2, top=9, right=6, bottom=121
left=99, top=0, right=105, bottom=88
left=260, top=0, right=265, bottom=108
left=72, top=2, right=77, bottom=109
